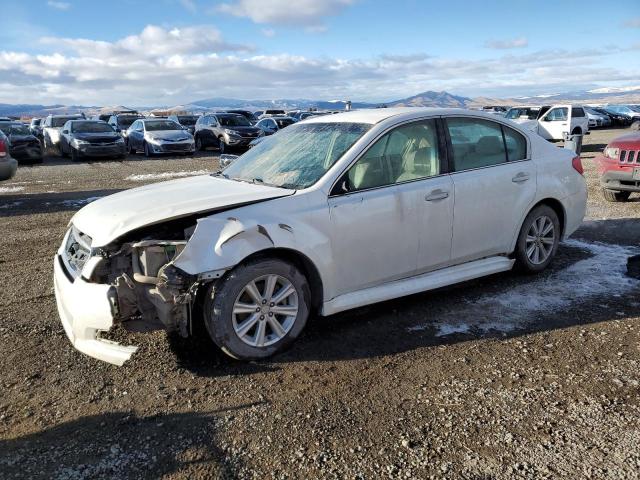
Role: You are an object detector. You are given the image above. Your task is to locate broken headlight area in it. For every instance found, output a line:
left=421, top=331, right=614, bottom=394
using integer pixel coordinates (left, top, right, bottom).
left=81, top=232, right=199, bottom=338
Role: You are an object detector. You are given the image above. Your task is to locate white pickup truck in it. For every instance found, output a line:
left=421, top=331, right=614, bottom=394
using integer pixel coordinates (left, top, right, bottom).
left=506, top=105, right=589, bottom=141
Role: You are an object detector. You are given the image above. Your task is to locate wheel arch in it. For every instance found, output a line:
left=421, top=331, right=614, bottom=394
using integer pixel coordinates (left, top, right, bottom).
left=236, top=247, right=324, bottom=313
left=534, top=198, right=566, bottom=238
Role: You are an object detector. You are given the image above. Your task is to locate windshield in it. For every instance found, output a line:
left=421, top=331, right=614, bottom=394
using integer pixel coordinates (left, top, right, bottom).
left=0, top=123, right=11, bottom=135
left=219, top=115, right=251, bottom=127
left=71, top=121, right=114, bottom=133
left=31, top=119, right=41, bottom=126
left=222, top=122, right=371, bottom=189
left=51, top=117, right=79, bottom=128
left=145, top=120, right=181, bottom=131
left=178, top=116, right=198, bottom=126
left=10, top=124, right=31, bottom=135
left=118, top=116, right=141, bottom=128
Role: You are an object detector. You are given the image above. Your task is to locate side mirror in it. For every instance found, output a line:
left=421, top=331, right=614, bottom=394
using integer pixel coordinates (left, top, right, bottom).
left=62, top=129, right=69, bottom=134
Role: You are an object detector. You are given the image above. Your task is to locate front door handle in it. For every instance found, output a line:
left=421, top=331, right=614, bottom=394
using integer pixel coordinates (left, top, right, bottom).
left=425, top=189, right=449, bottom=201
left=512, top=172, right=530, bottom=183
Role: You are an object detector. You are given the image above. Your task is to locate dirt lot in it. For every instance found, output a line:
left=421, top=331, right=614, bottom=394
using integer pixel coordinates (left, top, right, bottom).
left=1, top=129, right=639, bottom=479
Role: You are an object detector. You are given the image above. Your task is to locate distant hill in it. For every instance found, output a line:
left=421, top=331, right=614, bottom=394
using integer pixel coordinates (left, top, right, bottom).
left=1, top=86, right=639, bottom=118
left=389, top=90, right=472, bottom=108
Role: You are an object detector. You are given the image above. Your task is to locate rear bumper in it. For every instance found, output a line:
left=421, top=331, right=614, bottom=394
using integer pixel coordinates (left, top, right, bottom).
left=53, top=254, right=137, bottom=365
left=563, top=184, right=588, bottom=239
left=0, top=158, right=18, bottom=180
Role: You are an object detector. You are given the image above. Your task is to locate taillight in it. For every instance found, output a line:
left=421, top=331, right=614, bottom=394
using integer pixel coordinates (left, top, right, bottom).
left=572, top=155, right=584, bottom=175
left=0, top=139, right=6, bottom=158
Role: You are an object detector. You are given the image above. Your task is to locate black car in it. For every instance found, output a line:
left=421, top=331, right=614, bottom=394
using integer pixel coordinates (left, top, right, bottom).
left=107, top=113, right=144, bottom=137
left=59, top=120, right=126, bottom=161
left=194, top=113, right=263, bottom=153
left=0, top=122, right=43, bottom=163
left=29, top=118, right=43, bottom=139
left=168, top=114, right=199, bottom=135
left=592, top=107, right=632, bottom=127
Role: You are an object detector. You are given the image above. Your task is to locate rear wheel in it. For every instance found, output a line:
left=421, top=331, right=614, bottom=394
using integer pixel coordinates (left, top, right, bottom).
left=603, top=189, right=631, bottom=202
left=203, top=258, right=310, bottom=360
left=515, top=205, right=560, bottom=273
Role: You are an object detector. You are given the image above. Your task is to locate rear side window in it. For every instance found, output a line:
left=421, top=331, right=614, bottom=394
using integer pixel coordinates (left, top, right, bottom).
left=503, top=126, right=527, bottom=161
left=571, top=107, right=585, bottom=117
left=446, top=118, right=507, bottom=171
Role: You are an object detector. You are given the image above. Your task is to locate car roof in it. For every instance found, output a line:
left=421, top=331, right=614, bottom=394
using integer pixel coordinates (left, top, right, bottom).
left=301, top=107, right=507, bottom=125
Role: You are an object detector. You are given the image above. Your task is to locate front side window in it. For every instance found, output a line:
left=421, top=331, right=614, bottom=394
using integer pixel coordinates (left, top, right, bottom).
left=222, top=122, right=371, bottom=189
left=446, top=118, right=507, bottom=171
left=345, top=120, right=440, bottom=191
left=545, top=108, right=568, bottom=122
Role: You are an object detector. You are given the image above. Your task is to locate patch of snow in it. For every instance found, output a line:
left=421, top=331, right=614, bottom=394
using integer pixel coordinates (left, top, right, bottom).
left=409, top=240, right=640, bottom=337
left=0, top=186, right=24, bottom=193
left=44, top=196, right=103, bottom=208
left=125, top=170, right=211, bottom=182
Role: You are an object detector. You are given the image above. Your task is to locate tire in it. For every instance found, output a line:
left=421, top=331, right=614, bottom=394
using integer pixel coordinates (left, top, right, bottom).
left=571, top=128, right=582, bottom=135
left=218, top=137, right=226, bottom=154
left=631, top=121, right=640, bottom=131
left=203, top=258, right=311, bottom=360
left=127, top=140, right=136, bottom=155
left=514, top=205, right=560, bottom=274
left=59, top=144, right=68, bottom=158
left=144, top=141, right=153, bottom=158
left=195, top=135, right=204, bottom=151
left=602, top=189, right=631, bottom=202
left=70, top=148, right=80, bottom=162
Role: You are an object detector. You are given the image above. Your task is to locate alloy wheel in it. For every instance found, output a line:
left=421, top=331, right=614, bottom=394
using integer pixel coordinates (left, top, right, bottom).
left=525, top=215, right=555, bottom=265
left=232, top=274, right=298, bottom=347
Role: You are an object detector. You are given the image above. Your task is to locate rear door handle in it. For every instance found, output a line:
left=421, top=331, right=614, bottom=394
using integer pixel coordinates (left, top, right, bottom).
left=512, top=173, right=530, bottom=183
left=425, top=189, right=449, bottom=201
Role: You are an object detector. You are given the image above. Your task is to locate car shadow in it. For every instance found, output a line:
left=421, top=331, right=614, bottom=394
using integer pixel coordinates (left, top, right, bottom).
left=0, top=189, right=122, bottom=217
left=0, top=409, right=258, bottom=479
left=167, top=218, right=640, bottom=377
left=580, top=143, right=606, bottom=154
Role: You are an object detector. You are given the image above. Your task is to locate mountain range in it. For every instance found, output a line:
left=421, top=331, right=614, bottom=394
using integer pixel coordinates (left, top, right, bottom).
left=1, top=86, right=639, bottom=118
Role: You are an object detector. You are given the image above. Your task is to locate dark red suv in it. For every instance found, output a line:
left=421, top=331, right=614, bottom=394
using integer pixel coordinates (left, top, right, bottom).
left=597, top=132, right=640, bottom=202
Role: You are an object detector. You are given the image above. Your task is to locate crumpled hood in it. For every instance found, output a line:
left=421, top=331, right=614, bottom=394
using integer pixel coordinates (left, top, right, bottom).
left=71, top=175, right=294, bottom=247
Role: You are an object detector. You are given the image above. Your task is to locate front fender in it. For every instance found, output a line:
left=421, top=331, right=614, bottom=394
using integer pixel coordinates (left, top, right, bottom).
left=172, top=208, right=333, bottom=296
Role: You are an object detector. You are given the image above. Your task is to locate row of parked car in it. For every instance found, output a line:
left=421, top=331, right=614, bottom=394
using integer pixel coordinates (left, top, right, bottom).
left=484, top=104, right=640, bottom=130
left=19, top=108, right=332, bottom=162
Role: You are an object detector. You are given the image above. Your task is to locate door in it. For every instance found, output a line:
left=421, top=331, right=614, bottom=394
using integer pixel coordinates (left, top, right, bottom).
left=129, top=121, right=144, bottom=149
left=445, top=117, right=536, bottom=264
left=328, top=119, right=452, bottom=295
left=538, top=107, right=569, bottom=140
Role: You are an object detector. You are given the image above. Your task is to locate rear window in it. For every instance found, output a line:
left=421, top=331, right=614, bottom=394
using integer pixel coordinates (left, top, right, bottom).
left=118, top=116, right=142, bottom=128
left=276, top=118, right=294, bottom=128
left=571, top=107, right=585, bottom=117
left=51, top=117, right=79, bottom=127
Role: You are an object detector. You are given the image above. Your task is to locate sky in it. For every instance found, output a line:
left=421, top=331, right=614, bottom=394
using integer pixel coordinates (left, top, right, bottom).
left=0, top=0, right=638, bottom=106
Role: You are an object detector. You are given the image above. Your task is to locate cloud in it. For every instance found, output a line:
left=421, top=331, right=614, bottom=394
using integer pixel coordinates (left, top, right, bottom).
left=261, top=28, right=276, bottom=37
left=0, top=25, right=637, bottom=106
left=179, top=0, right=197, bottom=13
left=485, top=37, right=528, bottom=49
left=623, top=17, right=640, bottom=28
left=47, top=1, right=71, bottom=10
left=216, top=0, right=355, bottom=27
left=40, top=25, right=251, bottom=57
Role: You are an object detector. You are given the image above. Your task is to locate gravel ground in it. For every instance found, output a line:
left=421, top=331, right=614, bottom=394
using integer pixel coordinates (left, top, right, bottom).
left=1, top=129, right=639, bottom=479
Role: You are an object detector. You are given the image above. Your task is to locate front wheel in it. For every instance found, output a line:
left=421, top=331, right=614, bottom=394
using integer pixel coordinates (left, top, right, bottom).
left=515, top=205, right=560, bottom=273
left=218, top=137, right=226, bottom=154
left=70, top=148, right=80, bottom=162
left=603, top=189, right=631, bottom=202
left=203, top=258, right=310, bottom=360
left=144, top=141, right=153, bottom=157
left=195, top=135, right=204, bottom=151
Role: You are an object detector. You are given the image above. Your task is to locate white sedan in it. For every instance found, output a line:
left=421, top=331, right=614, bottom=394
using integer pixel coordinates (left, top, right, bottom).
left=53, top=108, right=587, bottom=365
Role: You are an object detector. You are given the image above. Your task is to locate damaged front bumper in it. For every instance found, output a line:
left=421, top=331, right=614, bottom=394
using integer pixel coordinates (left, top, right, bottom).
left=53, top=255, right=137, bottom=366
